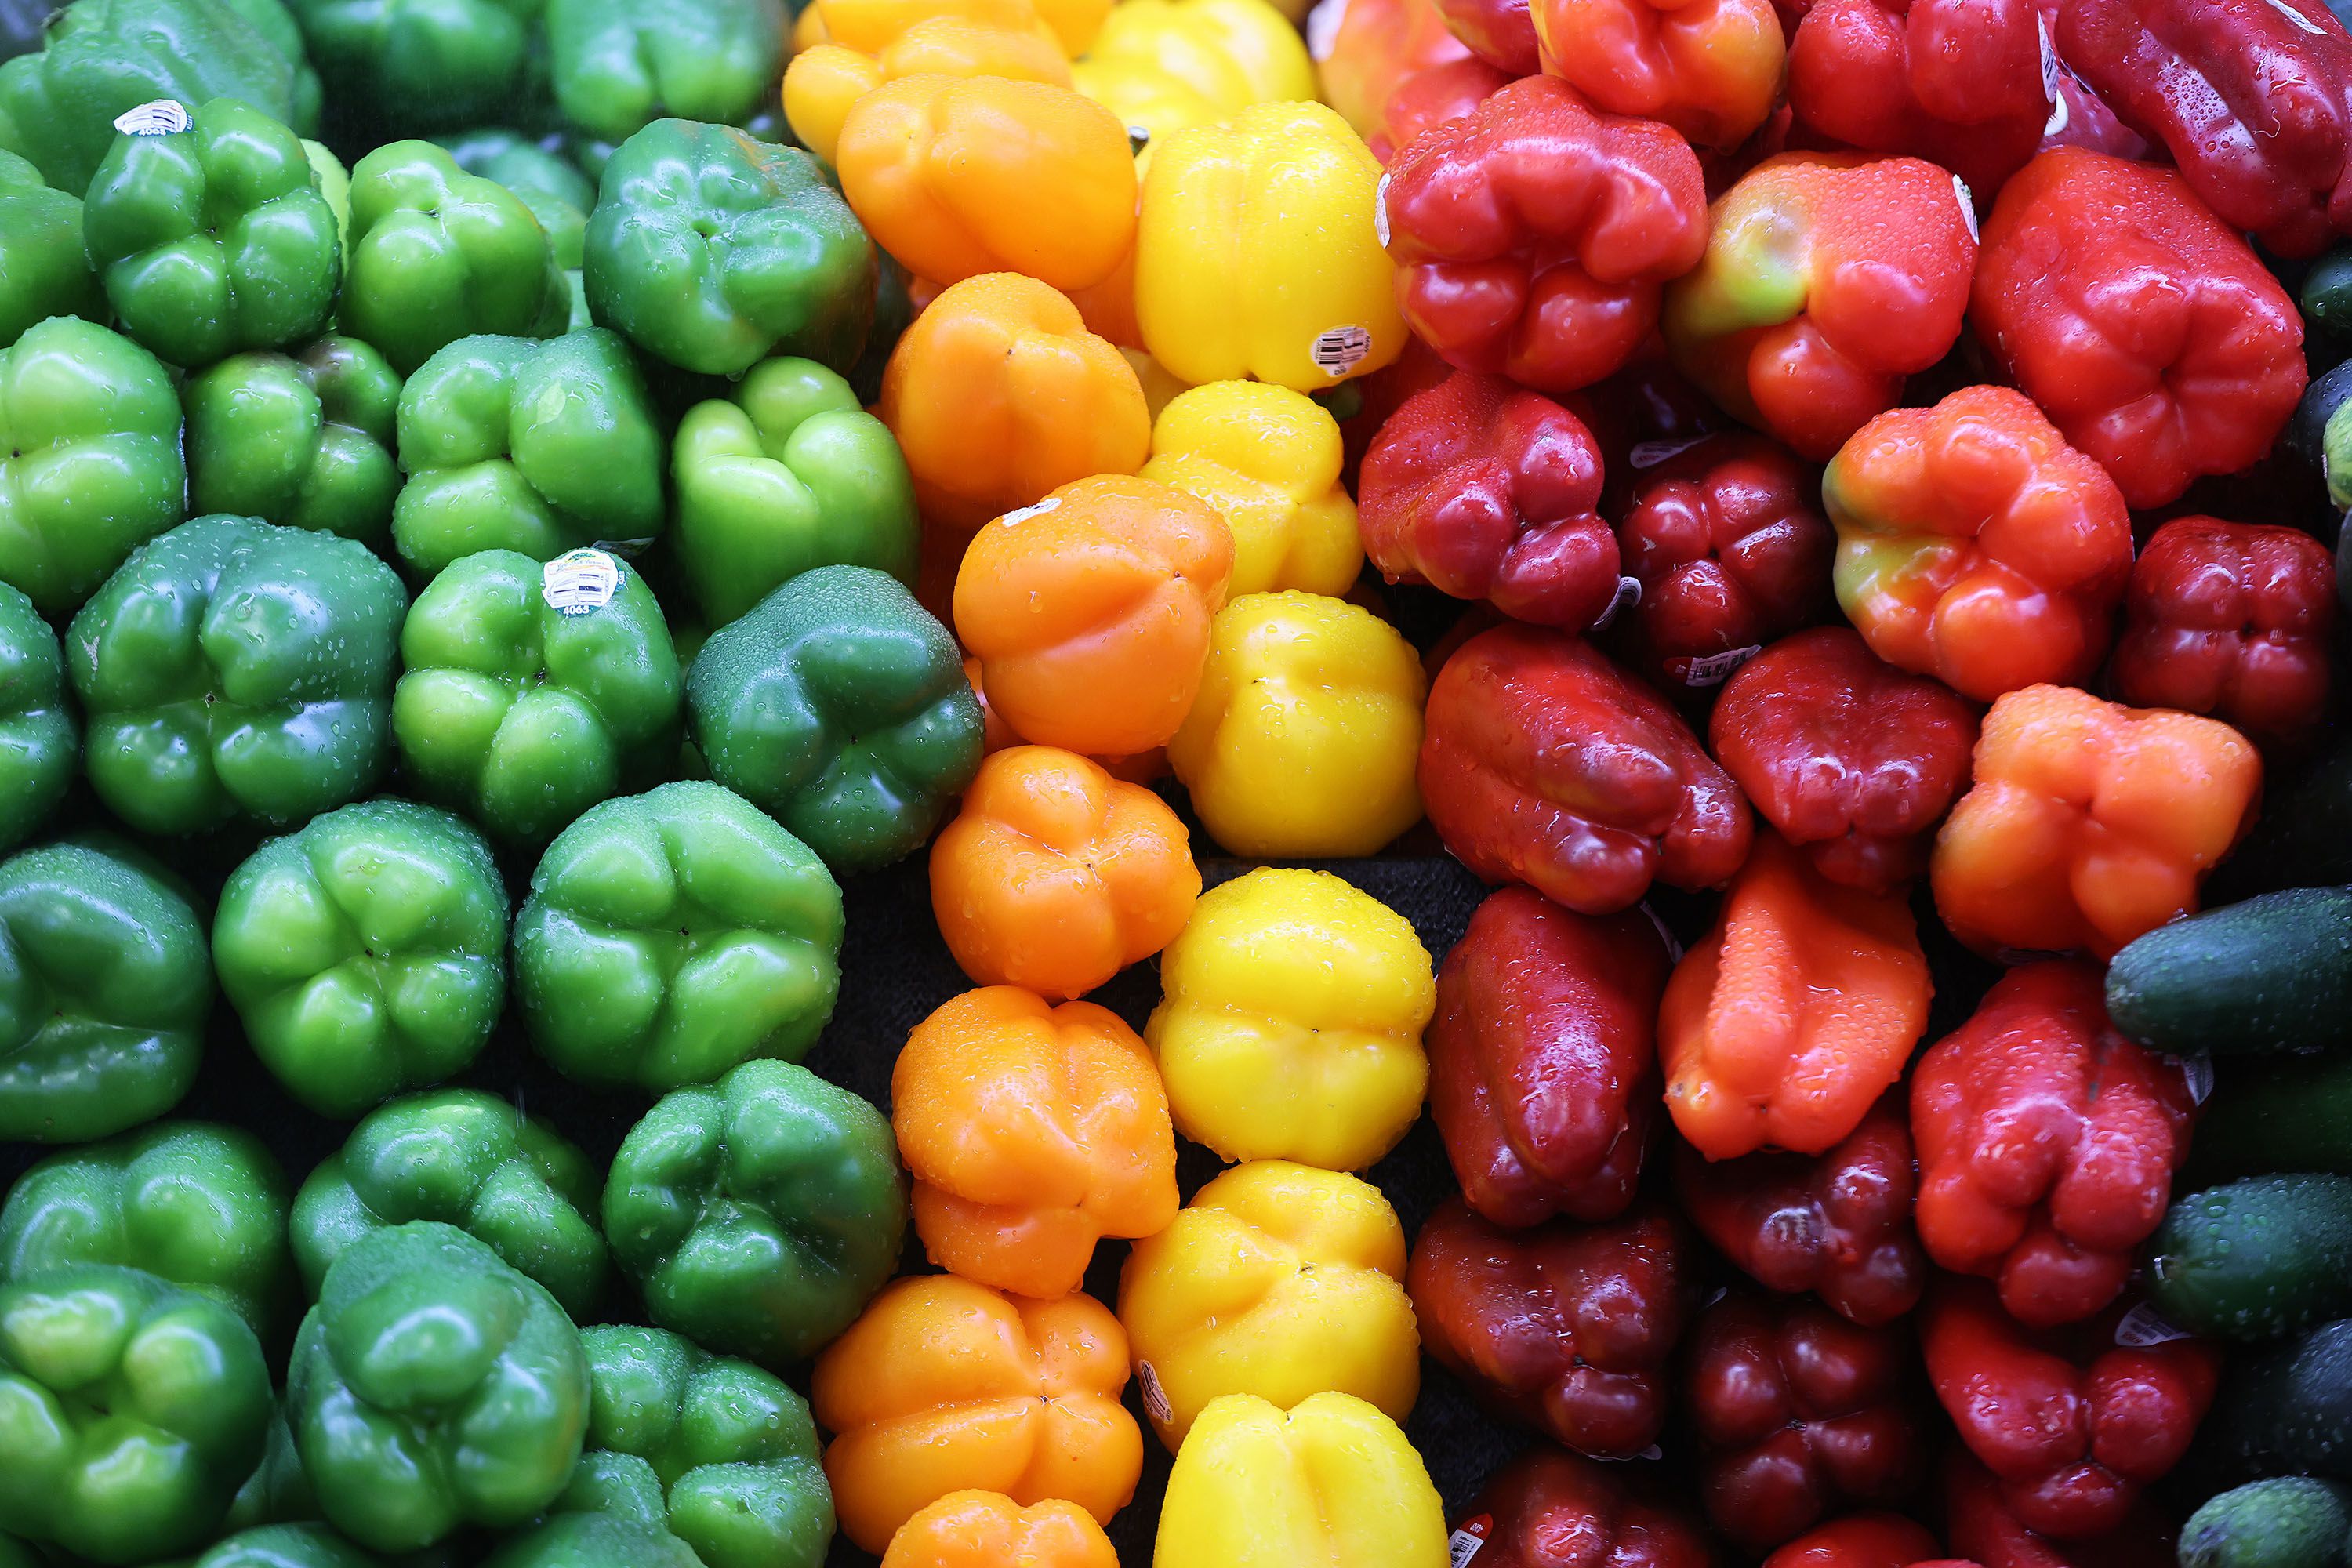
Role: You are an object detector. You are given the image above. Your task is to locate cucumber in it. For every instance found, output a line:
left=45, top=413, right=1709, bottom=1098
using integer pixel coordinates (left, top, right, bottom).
left=2194, top=1055, right=2352, bottom=1183
left=2107, top=889, right=2352, bottom=1058
left=2210, top=737, right=2352, bottom=902
left=2182, top=1479, right=2352, bottom=1568
left=2204, top=1318, right=2352, bottom=1483
left=2151, top=1177, right=2352, bottom=1340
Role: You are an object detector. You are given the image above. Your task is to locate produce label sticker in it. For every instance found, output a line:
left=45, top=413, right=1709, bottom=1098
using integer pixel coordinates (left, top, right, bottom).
left=1306, top=0, right=1348, bottom=61
left=543, top=548, right=622, bottom=615
left=2173, top=1053, right=2215, bottom=1105
left=2269, top=0, right=2328, bottom=34
left=1588, top=575, right=1642, bottom=633
left=1629, top=436, right=1708, bottom=469
left=1449, top=1516, right=1493, bottom=1566
left=2114, top=1302, right=2193, bottom=1347
left=1313, top=325, right=1374, bottom=377
left=114, top=100, right=191, bottom=136
left=1640, top=902, right=1685, bottom=964
left=1000, top=497, right=1062, bottom=527
left=1952, top=175, right=1979, bottom=245
left=1374, top=173, right=1392, bottom=249
left=1682, top=644, right=1762, bottom=687
left=1137, top=1361, right=1174, bottom=1424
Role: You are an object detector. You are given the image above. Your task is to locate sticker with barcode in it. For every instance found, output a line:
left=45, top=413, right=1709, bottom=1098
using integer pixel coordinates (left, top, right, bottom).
left=1588, top=575, right=1642, bottom=632
left=1312, top=325, right=1374, bottom=376
left=114, top=99, right=191, bottom=136
left=2037, top=15, right=2060, bottom=110
left=2175, top=1053, right=2216, bottom=1105
left=1682, top=644, right=1762, bottom=687
left=542, top=547, right=622, bottom=615
left=2114, top=1302, right=2193, bottom=1347
left=1137, top=1361, right=1174, bottom=1424
left=1374, top=172, right=1392, bottom=249
left=1448, top=1516, right=1492, bottom=1566
left=2269, top=0, right=2328, bottom=34
left=1629, top=436, right=1708, bottom=469
left=999, top=497, right=1062, bottom=527
left=1953, top=174, right=1979, bottom=244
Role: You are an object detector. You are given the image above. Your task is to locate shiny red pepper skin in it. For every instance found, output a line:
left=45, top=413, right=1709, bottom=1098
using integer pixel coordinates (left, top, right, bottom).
left=1380, top=77, right=1711, bottom=396
left=1359, top=370, right=1624, bottom=628
left=1431, top=886, right=1671, bottom=1227
left=1709, top=628, right=1977, bottom=893
left=1433, top=0, right=1541, bottom=74
left=1373, top=56, right=1512, bottom=162
left=1943, top=1450, right=2175, bottom=1568
left=1616, top=434, right=1834, bottom=690
left=1922, top=1279, right=2220, bottom=1542
left=1671, top=1090, right=1926, bottom=1327
left=1421, top=624, right=1752, bottom=914
left=1686, top=1293, right=1928, bottom=1551
left=1762, top=1515, right=1944, bottom=1568
left=1973, top=149, right=2308, bottom=510
left=1409, top=1197, right=1701, bottom=1457
left=2110, top=516, right=2336, bottom=751
left=1912, top=963, right=2197, bottom=1329
left=2036, top=0, right=2147, bottom=162
left=1451, top=1446, right=1722, bottom=1568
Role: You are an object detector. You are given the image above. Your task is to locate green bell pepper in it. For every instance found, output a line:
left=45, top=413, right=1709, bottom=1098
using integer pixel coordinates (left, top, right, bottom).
left=286, top=0, right=540, bottom=133
left=391, top=331, right=665, bottom=578
left=196, top=1523, right=384, bottom=1568
left=513, top=780, right=843, bottom=1090
left=546, top=0, right=782, bottom=147
left=0, top=150, right=100, bottom=347
left=292, top=1089, right=606, bottom=1319
left=223, top=1405, right=318, bottom=1533
left=0, top=1121, right=291, bottom=1338
left=0, top=316, right=187, bottom=618
left=673, top=357, right=917, bottom=627
left=0, top=840, right=212, bottom=1144
left=0, top=582, right=74, bottom=854
left=0, top=1265, right=271, bottom=1564
left=0, top=0, right=317, bottom=192
left=82, top=95, right=340, bottom=369
left=343, top=141, right=568, bottom=376
left=601, top=1058, right=903, bottom=1367
left=560, top=1323, right=833, bottom=1568
left=184, top=337, right=403, bottom=546
left=287, top=1221, right=591, bottom=1555
left=218, top=0, right=323, bottom=129
left=484, top=1512, right=701, bottom=1568
left=212, top=800, right=507, bottom=1117
left=582, top=119, right=872, bottom=377
left=67, top=516, right=408, bottom=836
left=685, top=564, right=982, bottom=871
left=436, top=129, right=590, bottom=268
left=393, top=547, right=681, bottom=844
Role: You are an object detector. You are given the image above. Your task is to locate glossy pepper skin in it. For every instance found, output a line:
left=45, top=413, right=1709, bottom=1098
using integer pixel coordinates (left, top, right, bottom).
left=1711, top=629, right=1976, bottom=893
left=1530, top=0, right=1784, bottom=150
left=1410, top=1198, right=1700, bottom=1457
left=1139, top=381, right=1363, bottom=599
left=604, top=1058, right=905, bottom=1367
left=1976, top=148, right=2307, bottom=511
left=486, top=1513, right=701, bottom=1568
left=0, top=1265, right=271, bottom=1564
left=1912, top=962, right=2196, bottom=1327
left=585, top=120, right=873, bottom=379
left=1420, top=623, right=1751, bottom=914
left=0, top=1123, right=289, bottom=1339
left=289, top=1222, right=590, bottom=1554
left=1072, top=0, right=1314, bottom=148
left=783, top=0, right=1072, bottom=170
left=2111, top=517, right=2336, bottom=751
left=1930, top=685, right=2261, bottom=959
left=194, top=1523, right=392, bottom=1567
left=1664, top=154, right=1977, bottom=462
left=0, top=151, right=100, bottom=347
left=1685, top=1292, right=1926, bottom=1550
left=0, top=583, right=73, bottom=854
left=292, top=1091, right=605, bottom=1319
left=184, top=339, right=403, bottom=546
left=1379, top=78, right=1709, bottom=395
left=1673, top=1090, right=1926, bottom=1326
left=1358, top=370, right=1623, bottom=630
left=1430, top=887, right=1669, bottom=1226
left=546, top=0, right=784, bottom=147
left=1825, top=388, right=2132, bottom=705
left=1764, top=1515, right=1942, bottom=1568
left=285, top=0, right=535, bottom=132
left=1943, top=1447, right=2176, bottom=1568
left=882, top=1491, right=1115, bottom=1568
left=687, top=565, right=984, bottom=872
left=1922, top=1279, right=2220, bottom=1541
left=1787, top=0, right=2050, bottom=193
left=1118, top=1160, right=1420, bottom=1447
left=813, top=1276, right=1141, bottom=1553
left=1315, top=0, right=1472, bottom=146
left=1452, top=1446, right=1718, bottom=1568
left=0, top=317, right=187, bottom=619
left=514, top=782, right=844, bottom=1090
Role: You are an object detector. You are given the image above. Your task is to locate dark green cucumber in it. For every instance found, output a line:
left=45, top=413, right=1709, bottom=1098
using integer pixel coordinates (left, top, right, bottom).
left=2152, top=1177, right=2352, bottom=1340
left=2182, top=1479, right=2352, bottom=1568
left=2107, top=889, right=2352, bottom=1058
left=2205, top=1319, right=2352, bottom=1484
left=2209, top=739, right=2352, bottom=902
left=2194, top=1055, right=2352, bottom=1183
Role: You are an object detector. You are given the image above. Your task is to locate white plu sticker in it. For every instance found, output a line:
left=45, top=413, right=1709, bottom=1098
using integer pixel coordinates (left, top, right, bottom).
left=542, top=547, right=622, bottom=615
left=2114, top=1302, right=2194, bottom=1348
left=1953, top=174, right=1980, bottom=245
left=1588, top=575, right=1642, bottom=633
left=2269, top=0, right=2328, bottom=34
left=1682, top=644, right=1762, bottom=688
left=1312, top=325, right=1374, bottom=377
left=1448, top=1516, right=1494, bottom=1567
left=2038, top=15, right=2060, bottom=111
left=1137, top=1361, right=1174, bottom=1425
left=1374, top=172, right=1393, bottom=249
left=2175, top=1053, right=2216, bottom=1105
left=999, top=496, right=1062, bottom=527
left=114, top=99, right=191, bottom=136
left=1629, top=436, right=1708, bottom=469
left=1306, top=0, right=1350, bottom=60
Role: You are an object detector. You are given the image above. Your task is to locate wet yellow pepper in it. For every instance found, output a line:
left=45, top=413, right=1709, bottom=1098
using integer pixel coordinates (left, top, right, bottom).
left=1073, top=0, right=1315, bottom=150
left=1139, top=381, right=1361, bottom=597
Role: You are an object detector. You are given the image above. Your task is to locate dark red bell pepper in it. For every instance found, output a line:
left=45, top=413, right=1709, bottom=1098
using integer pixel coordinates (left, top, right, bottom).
left=1421, top=623, right=1753, bottom=914
left=1762, top=1515, right=1944, bottom=1568
left=1449, top=1446, right=1719, bottom=1568
left=1430, top=886, right=1671, bottom=1226
left=1409, top=1197, right=1701, bottom=1458
left=1432, top=0, right=1540, bottom=73
left=1944, top=1450, right=2176, bottom=1568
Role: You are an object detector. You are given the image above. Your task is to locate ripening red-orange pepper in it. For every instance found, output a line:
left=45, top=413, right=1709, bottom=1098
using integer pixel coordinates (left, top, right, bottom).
left=1529, top=0, right=1786, bottom=151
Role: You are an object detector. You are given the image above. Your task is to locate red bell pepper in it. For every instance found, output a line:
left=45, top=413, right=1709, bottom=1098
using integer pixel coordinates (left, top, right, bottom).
left=1420, top=623, right=1753, bottom=914
left=2056, top=0, right=2352, bottom=258
left=1709, top=628, right=1977, bottom=893
left=1944, top=1450, right=2176, bottom=1568
left=1450, top=1446, right=1719, bottom=1568
left=1672, top=1089, right=1926, bottom=1327
left=1358, top=371, right=1624, bottom=628
left=1686, top=1292, right=1928, bottom=1551
left=1528, top=0, right=1786, bottom=151
left=1922, top=1279, right=2220, bottom=1541
left=2036, top=0, right=2147, bottom=162
left=1318, top=0, right=1479, bottom=153
left=2110, top=516, right=2336, bottom=752
left=1824, top=386, right=2132, bottom=706
left=1616, top=432, right=1835, bottom=690
left=1763, top=1515, right=1944, bottom=1568
left=1429, top=886, right=1671, bottom=1226
left=1911, top=962, right=2198, bottom=1328
left=1379, top=78, right=1711, bottom=396
left=1433, top=0, right=1540, bottom=73
left=1409, top=1197, right=1700, bottom=1457
left=1973, top=149, right=2308, bottom=510
left=1663, top=154, right=1977, bottom=462
left=1371, top=57, right=1511, bottom=162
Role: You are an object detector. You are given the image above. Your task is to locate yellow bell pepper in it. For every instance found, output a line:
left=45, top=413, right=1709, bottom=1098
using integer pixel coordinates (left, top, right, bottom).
left=1146, top=869, right=1431, bottom=1170
left=1167, top=590, right=1423, bottom=857
left=784, top=0, right=1074, bottom=165
left=1134, top=100, right=1403, bottom=391
left=1117, top=1160, right=1419, bottom=1449
left=1073, top=0, right=1316, bottom=151
left=1153, top=1392, right=1447, bottom=1568
left=1139, top=381, right=1362, bottom=597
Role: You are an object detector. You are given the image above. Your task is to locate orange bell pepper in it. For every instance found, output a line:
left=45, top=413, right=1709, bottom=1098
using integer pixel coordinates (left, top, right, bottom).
left=965, top=655, right=1024, bottom=753
left=1074, top=245, right=1143, bottom=352
left=1661, top=828, right=1934, bottom=1160
left=881, top=1491, right=1120, bottom=1568
left=815, top=1275, right=1144, bottom=1553
left=953, top=473, right=1234, bottom=757
left=931, top=745, right=1200, bottom=999
left=1931, top=683, right=2262, bottom=959
left=1529, top=0, right=1785, bottom=151
left=892, top=986, right=1181, bottom=1298
left=783, top=0, right=1073, bottom=168
left=837, top=75, right=1138, bottom=293
left=877, top=273, right=1151, bottom=536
